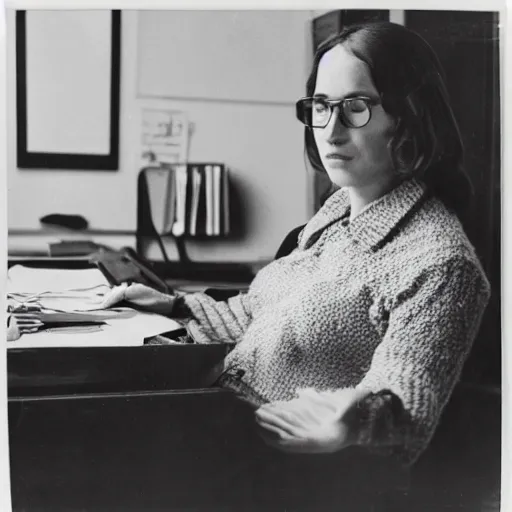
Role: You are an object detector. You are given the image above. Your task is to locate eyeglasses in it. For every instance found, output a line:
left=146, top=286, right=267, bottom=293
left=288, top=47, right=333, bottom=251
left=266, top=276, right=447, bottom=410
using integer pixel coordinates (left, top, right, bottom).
left=296, top=96, right=379, bottom=129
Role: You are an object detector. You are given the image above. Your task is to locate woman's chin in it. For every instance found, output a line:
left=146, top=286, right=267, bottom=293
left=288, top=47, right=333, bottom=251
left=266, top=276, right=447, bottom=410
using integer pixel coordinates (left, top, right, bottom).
left=324, top=164, right=357, bottom=188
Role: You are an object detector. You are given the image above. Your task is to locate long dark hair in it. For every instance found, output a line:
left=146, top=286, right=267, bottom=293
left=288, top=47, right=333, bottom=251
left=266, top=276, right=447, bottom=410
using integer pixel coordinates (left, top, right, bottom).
left=305, top=21, right=473, bottom=221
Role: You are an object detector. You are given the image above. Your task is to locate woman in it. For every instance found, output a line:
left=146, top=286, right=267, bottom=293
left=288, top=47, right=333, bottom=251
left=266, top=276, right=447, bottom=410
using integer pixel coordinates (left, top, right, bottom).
left=104, top=20, right=490, bottom=504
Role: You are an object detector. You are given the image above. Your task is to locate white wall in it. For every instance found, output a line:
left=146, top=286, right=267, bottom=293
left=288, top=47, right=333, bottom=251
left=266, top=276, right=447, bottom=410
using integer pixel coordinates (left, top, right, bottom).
left=389, top=10, right=405, bottom=25
left=7, top=10, right=315, bottom=263
left=137, top=10, right=307, bottom=103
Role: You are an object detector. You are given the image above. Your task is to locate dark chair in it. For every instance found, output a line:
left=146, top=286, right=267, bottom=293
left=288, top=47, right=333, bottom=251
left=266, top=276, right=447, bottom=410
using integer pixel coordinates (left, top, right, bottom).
left=203, top=223, right=306, bottom=301
left=409, top=383, right=501, bottom=511
left=274, top=223, right=306, bottom=259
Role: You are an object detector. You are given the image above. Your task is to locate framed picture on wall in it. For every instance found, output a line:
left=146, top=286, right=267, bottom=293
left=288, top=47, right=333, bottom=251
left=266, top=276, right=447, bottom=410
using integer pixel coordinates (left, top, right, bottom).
left=16, top=10, right=121, bottom=170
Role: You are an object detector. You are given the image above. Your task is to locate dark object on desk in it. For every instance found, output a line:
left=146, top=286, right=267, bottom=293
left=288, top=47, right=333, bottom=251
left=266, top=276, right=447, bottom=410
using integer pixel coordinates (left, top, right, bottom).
left=8, top=256, right=93, bottom=269
left=49, top=240, right=111, bottom=257
left=150, top=259, right=254, bottom=283
left=90, top=247, right=171, bottom=294
left=40, top=213, right=89, bottom=230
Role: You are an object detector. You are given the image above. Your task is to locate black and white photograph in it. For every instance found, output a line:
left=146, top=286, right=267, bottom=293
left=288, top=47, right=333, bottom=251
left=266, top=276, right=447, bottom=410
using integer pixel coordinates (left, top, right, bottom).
left=3, top=3, right=506, bottom=511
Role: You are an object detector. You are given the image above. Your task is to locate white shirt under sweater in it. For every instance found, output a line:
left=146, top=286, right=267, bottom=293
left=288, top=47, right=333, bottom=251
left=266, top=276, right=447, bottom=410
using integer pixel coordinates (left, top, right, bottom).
left=183, top=178, right=490, bottom=464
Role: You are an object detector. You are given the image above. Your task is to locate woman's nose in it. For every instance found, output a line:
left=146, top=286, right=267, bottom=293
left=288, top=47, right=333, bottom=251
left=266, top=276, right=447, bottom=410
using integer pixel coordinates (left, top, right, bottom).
left=324, top=106, right=349, bottom=144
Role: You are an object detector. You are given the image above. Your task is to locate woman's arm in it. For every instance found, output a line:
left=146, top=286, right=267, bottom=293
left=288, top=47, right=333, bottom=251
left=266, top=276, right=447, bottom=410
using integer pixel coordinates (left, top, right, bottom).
left=351, top=256, right=490, bottom=462
left=181, top=292, right=252, bottom=344
left=256, top=256, right=490, bottom=463
left=101, top=283, right=253, bottom=344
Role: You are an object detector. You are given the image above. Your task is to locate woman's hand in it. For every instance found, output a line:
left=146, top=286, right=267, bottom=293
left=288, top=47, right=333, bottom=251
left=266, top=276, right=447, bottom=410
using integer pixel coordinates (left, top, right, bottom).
left=101, top=282, right=176, bottom=316
left=255, top=388, right=367, bottom=454
left=7, top=301, right=43, bottom=336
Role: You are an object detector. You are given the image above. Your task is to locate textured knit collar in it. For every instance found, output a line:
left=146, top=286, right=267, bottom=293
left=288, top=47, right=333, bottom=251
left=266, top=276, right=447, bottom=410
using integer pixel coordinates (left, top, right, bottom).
left=300, top=178, right=428, bottom=252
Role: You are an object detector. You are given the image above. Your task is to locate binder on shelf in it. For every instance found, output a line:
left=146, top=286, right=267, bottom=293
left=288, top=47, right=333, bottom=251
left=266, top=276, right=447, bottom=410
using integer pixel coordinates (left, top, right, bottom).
left=145, top=167, right=176, bottom=235
left=172, top=165, right=188, bottom=237
left=189, top=167, right=202, bottom=236
left=212, top=165, right=222, bottom=235
left=196, top=166, right=208, bottom=236
left=222, top=167, right=230, bottom=235
left=205, top=165, right=214, bottom=236
left=142, top=163, right=231, bottom=239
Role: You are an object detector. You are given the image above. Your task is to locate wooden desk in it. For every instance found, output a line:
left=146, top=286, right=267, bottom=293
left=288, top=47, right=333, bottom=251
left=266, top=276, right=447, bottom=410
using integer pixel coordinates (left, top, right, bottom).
left=8, top=389, right=406, bottom=512
left=8, top=344, right=230, bottom=398
left=8, top=379, right=501, bottom=511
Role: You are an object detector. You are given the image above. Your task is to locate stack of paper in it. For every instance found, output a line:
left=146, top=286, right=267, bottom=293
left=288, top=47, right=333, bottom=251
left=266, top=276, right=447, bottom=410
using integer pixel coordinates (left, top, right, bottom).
left=7, top=265, right=110, bottom=294
left=6, top=265, right=182, bottom=347
left=8, top=310, right=182, bottom=348
left=8, top=265, right=112, bottom=319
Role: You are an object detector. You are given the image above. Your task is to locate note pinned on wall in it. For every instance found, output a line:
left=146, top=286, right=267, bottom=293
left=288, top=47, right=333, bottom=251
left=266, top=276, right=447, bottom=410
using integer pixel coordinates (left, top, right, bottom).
left=140, top=108, right=190, bottom=168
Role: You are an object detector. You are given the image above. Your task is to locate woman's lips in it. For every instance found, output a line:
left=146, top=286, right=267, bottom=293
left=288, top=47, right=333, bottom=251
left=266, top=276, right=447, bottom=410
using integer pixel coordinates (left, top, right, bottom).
left=325, top=153, right=353, bottom=161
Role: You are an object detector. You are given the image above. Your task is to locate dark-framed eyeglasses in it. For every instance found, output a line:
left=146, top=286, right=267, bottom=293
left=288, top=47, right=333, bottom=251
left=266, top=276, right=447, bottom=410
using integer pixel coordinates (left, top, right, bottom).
left=295, top=96, right=380, bottom=129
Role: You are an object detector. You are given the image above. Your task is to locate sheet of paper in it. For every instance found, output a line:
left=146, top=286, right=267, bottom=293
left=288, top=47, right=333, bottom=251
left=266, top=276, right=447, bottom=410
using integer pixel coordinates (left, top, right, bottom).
left=8, top=286, right=111, bottom=312
left=7, top=310, right=183, bottom=348
left=106, top=310, right=183, bottom=341
left=39, top=307, right=137, bottom=323
left=7, top=265, right=109, bottom=294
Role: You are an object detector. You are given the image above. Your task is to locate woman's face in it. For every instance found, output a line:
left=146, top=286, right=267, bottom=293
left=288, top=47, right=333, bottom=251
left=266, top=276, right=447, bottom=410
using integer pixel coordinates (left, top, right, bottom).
left=313, top=44, right=396, bottom=190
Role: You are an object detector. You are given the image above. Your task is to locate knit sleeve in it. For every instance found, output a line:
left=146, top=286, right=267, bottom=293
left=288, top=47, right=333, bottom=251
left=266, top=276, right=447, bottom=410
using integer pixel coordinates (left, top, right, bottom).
left=182, top=292, right=253, bottom=345
left=342, top=389, right=411, bottom=450
left=353, top=256, right=490, bottom=464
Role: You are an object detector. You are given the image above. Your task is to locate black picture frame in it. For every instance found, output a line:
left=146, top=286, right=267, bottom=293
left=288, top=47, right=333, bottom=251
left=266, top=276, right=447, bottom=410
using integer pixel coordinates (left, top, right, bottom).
left=16, top=10, right=121, bottom=170
left=312, top=11, right=343, bottom=52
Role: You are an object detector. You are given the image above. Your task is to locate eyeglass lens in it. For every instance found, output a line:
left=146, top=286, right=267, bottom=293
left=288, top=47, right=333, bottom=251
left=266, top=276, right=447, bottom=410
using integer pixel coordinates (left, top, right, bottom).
left=302, top=98, right=371, bottom=128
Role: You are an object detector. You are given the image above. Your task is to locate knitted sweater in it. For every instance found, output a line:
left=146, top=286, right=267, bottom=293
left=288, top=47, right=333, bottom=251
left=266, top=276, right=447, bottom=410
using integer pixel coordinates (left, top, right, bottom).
left=183, top=178, right=490, bottom=464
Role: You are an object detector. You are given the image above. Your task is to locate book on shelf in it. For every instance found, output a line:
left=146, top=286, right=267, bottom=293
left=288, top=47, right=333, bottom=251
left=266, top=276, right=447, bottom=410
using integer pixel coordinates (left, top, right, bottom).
left=172, top=165, right=188, bottom=237
left=212, top=165, right=222, bottom=235
left=222, top=167, right=230, bottom=235
left=205, top=165, right=214, bottom=236
left=145, top=166, right=176, bottom=235
left=189, top=166, right=202, bottom=236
